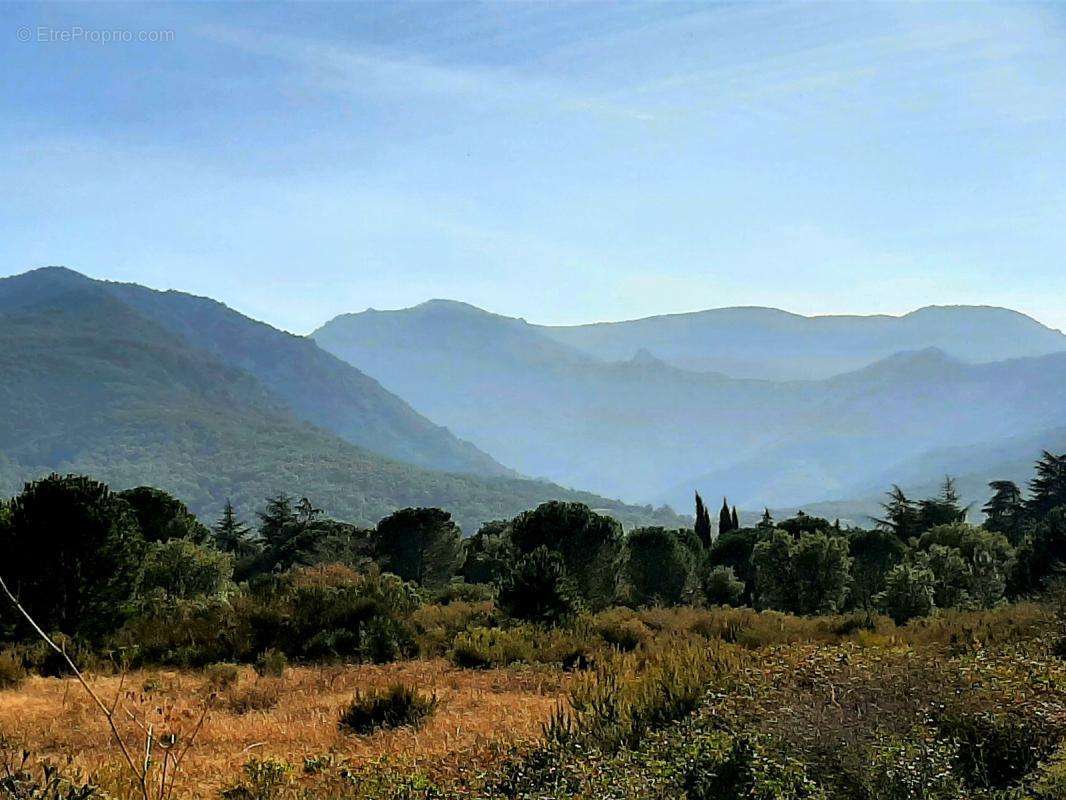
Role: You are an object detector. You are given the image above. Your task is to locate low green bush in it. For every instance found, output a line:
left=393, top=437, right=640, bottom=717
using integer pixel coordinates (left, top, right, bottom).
left=411, top=600, right=497, bottom=658
left=450, top=627, right=534, bottom=669
left=547, top=638, right=737, bottom=752
left=254, top=648, right=287, bottom=678
left=682, top=732, right=825, bottom=800
left=338, top=684, right=438, bottom=735
left=222, top=680, right=282, bottom=715
left=204, top=661, right=240, bottom=691
left=937, top=708, right=1062, bottom=790
left=20, top=634, right=101, bottom=678
left=449, top=625, right=594, bottom=670
left=590, top=609, right=651, bottom=652
left=703, top=565, right=746, bottom=607
left=0, top=649, right=26, bottom=690
left=362, top=616, right=416, bottom=664
left=0, top=749, right=103, bottom=800
left=220, top=758, right=292, bottom=800
left=427, top=582, right=495, bottom=605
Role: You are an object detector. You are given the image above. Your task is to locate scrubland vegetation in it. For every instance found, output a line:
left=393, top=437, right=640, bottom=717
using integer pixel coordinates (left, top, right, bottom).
left=3, top=451, right=1066, bottom=798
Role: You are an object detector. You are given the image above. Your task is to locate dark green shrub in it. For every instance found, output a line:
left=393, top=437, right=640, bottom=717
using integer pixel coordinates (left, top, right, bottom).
left=363, top=615, right=416, bottom=664
left=140, top=538, right=234, bottom=600
left=509, top=501, right=623, bottom=609
left=623, top=527, right=695, bottom=607
left=427, top=582, right=495, bottom=605
left=498, top=547, right=579, bottom=625
left=828, top=611, right=876, bottom=637
left=0, top=750, right=102, bottom=800
left=0, top=649, right=26, bottom=690
left=338, top=684, right=438, bottom=735
left=938, top=709, right=1062, bottom=790
left=254, top=648, right=287, bottom=678
left=204, top=662, right=240, bottom=691
left=242, top=566, right=420, bottom=664
left=0, top=474, right=146, bottom=642
left=220, top=758, right=291, bottom=800
left=20, top=634, right=100, bottom=678
left=591, top=609, right=651, bottom=652
left=410, top=600, right=497, bottom=658
left=373, top=507, right=464, bottom=589
left=450, top=627, right=534, bottom=669
left=682, top=732, right=823, bottom=800
left=703, top=565, right=746, bottom=607
left=877, top=560, right=936, bottom=624
left=115, top=595, right=250, bottom=668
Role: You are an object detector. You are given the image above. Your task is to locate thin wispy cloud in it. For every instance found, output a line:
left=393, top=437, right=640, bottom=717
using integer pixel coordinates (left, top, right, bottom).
left=198, top=23, right=658, bottom=123
left=2, top=2, right=1065, bottom=332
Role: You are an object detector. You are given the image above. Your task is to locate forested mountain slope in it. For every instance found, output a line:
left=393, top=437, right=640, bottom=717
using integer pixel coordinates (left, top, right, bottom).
left=0, top=270, right=682, bottom=532
left=0, top=268, right=508, bottom=477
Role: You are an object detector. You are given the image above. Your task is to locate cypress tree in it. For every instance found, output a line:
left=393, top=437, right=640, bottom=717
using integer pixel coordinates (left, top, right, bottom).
left=732, top=506, right=740, bottom=531
left=694, top=491, right=713, bottom=549
left=719, top=498, right=734, bottom=535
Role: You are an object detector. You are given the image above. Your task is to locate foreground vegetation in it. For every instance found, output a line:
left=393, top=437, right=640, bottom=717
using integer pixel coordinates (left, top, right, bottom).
left=2, top=451, right=1066, bottom=798
left=3, top=603, right=1066, bottom=799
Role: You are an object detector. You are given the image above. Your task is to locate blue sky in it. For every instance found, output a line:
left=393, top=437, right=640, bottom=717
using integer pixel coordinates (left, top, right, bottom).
left=2, top=1, right=1065, bottom=333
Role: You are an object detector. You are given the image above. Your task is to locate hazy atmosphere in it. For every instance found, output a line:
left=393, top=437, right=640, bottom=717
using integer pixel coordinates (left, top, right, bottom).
left=4, top=1, right=1066, bottom=331
left=4, top=4, right=1066, bottom=799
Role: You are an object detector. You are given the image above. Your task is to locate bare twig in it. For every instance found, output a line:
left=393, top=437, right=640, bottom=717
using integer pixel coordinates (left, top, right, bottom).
left=0, top=574, right=149, bottom=800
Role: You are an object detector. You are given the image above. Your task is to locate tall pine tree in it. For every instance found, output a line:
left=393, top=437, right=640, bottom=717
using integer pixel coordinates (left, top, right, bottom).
left=258, top=493, right=296, bottom=550
left=731, top=506, right=740, bottom=531
left=876, top=486, right=922, bottom=541
left=213, top=499, right=256, bottom=557
left=916, top=477, right=966, bottom=531
left=983, top=480, right=1025, bottom=542
left=1028, top=451, right=1066, bottom=518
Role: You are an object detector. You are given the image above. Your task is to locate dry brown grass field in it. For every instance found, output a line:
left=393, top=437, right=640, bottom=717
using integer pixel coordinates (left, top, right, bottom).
left=2, top=603, right=1063, bottom=799
left=0, top=659, right=566, bottom=798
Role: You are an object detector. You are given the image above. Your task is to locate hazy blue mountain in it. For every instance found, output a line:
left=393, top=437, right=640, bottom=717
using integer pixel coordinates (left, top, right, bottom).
left=536, top=305, right=1066, bottom=380
left=0, top=269, right=684, bottom=532
left=784, top=425, right=1066, bottom=527
left=315, top=300, right=1066, bottom=514
left=0, top=269, right=508, bottom=477
left=655, top=347, right=1066, bottom=509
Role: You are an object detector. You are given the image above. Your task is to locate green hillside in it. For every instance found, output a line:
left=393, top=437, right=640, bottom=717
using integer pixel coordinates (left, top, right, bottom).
left=0, top=276, right=683, bottom=533
left=0, top=268, right=509, bottom=478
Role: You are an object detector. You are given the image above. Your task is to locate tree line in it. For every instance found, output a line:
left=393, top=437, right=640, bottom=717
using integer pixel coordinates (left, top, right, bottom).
left=1, top=453, right=1065, bottom=664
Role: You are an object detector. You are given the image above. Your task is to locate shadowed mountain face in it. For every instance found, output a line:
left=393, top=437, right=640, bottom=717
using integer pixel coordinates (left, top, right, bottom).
left=536, top=305, right=1066, bottom=380
left=0, top=269, right=684, bottom=532
left=314, top=300, right=1066, bottom=515
left=0, top=268, right=508, bottom=478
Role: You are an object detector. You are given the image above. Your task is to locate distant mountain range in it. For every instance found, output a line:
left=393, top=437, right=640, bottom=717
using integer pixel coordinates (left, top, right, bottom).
left=5, top=268, right=1062, bottom=530
left=0, top=269, right=684, bottom=532
left=537, top=304, right=1066, bottom=381
left=314, top=299, right=1066, bottom=519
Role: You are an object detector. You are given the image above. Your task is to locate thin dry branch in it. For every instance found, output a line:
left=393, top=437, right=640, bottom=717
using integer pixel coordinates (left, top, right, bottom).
left=0, top=573, right=149, bottom=800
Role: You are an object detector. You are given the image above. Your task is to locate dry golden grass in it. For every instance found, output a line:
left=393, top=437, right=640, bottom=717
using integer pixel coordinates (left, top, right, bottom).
left=0, top=659, right=567, bottom=798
